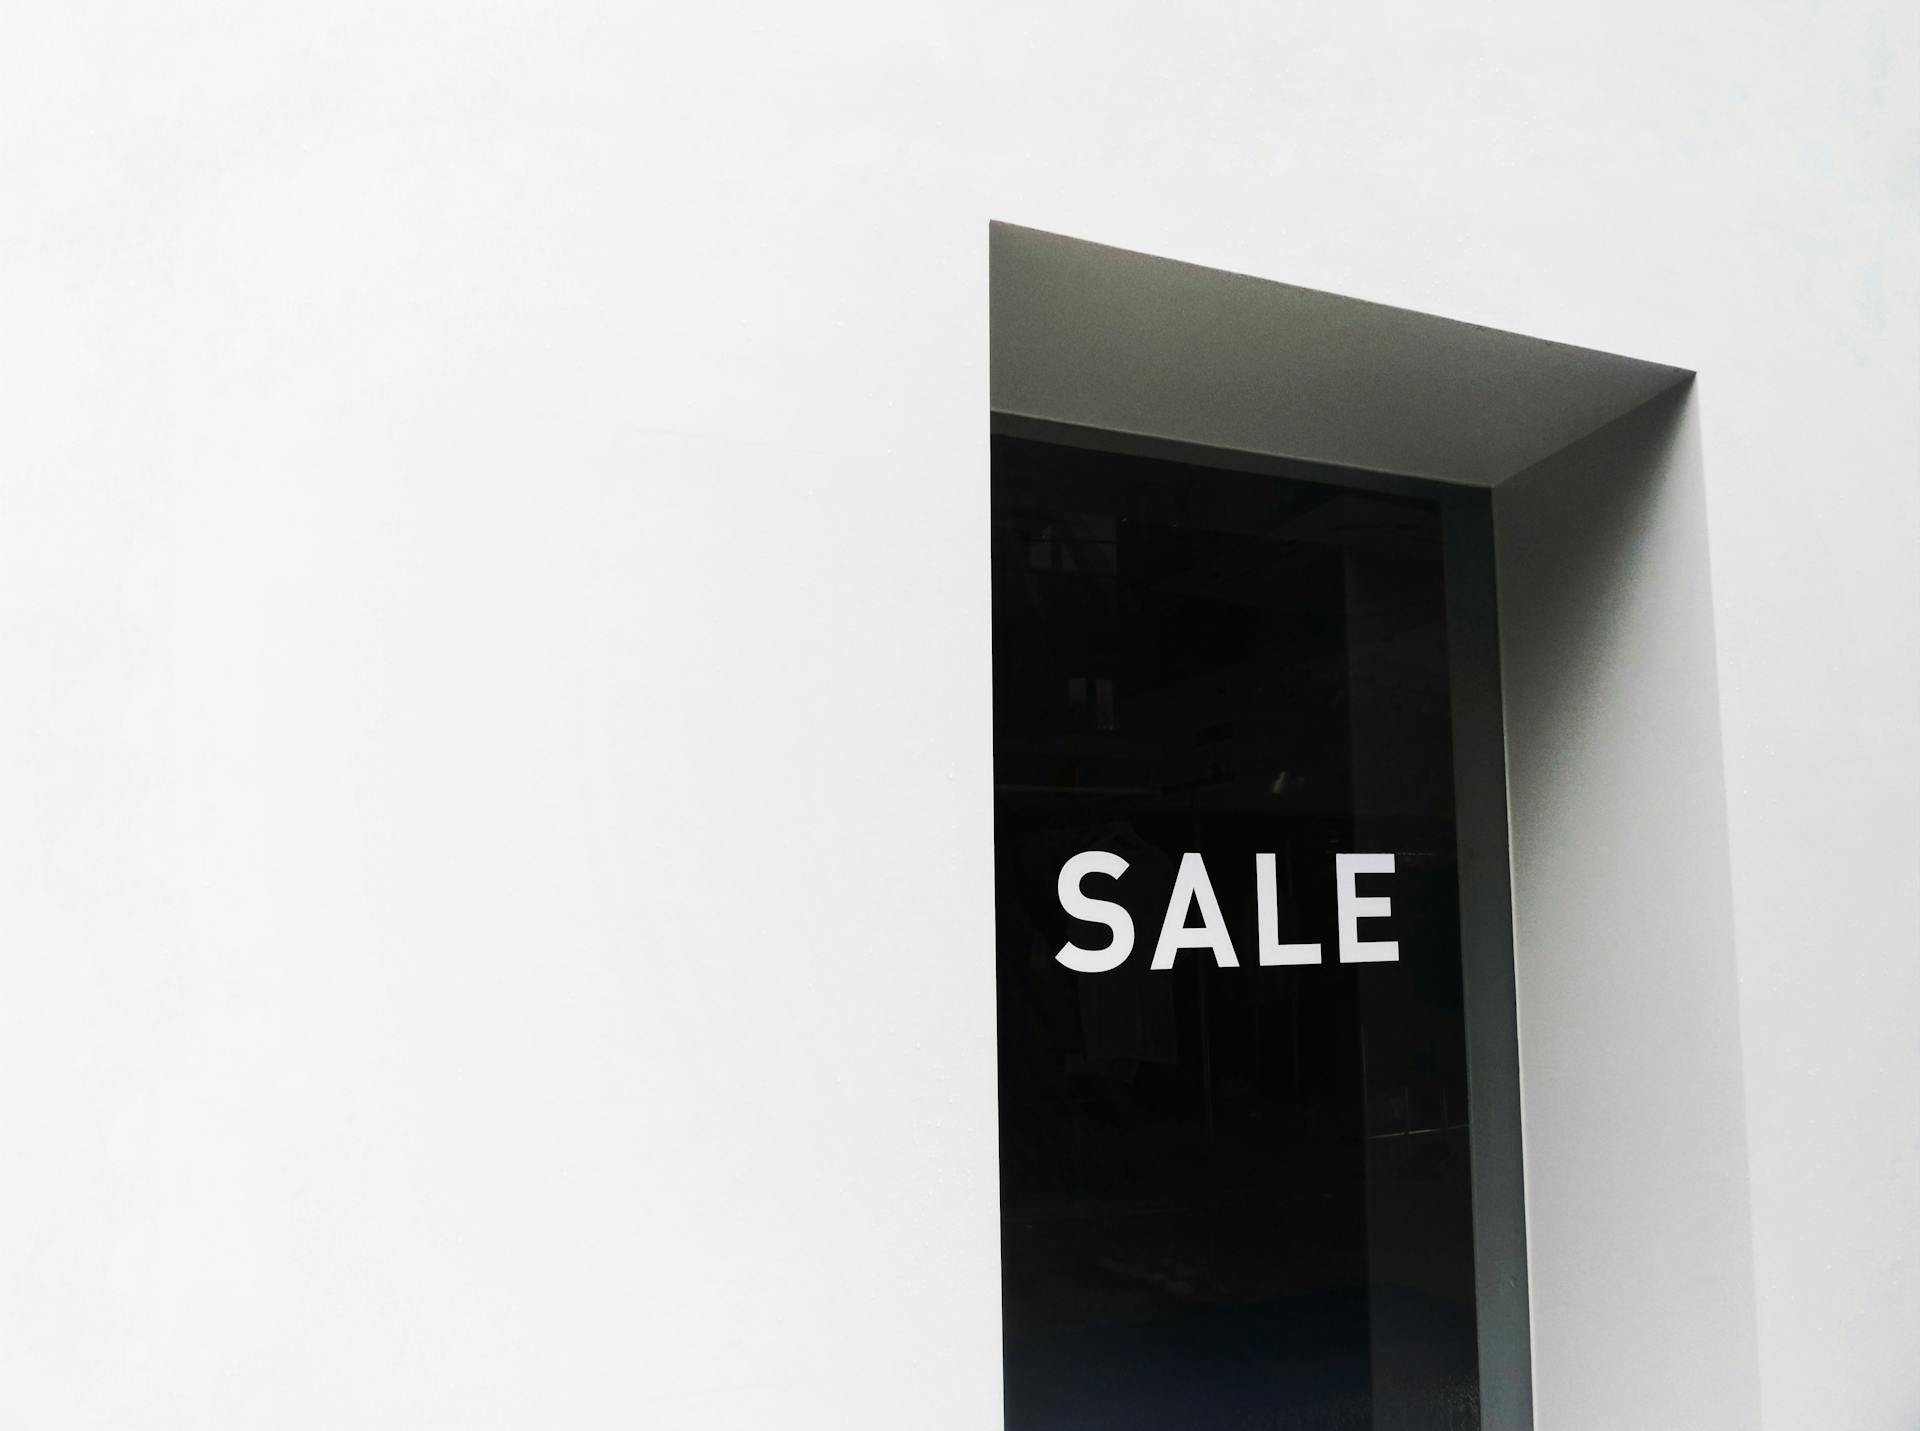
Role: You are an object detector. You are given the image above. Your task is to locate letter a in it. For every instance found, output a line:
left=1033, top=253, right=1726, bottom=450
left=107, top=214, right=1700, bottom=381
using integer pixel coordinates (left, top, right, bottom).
left=1152, top=853, right=1239, bottom=969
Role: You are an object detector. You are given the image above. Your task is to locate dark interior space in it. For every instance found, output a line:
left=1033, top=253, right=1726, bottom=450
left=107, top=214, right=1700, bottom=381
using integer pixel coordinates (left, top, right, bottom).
left=993, top=434, right=1481, bottom=1430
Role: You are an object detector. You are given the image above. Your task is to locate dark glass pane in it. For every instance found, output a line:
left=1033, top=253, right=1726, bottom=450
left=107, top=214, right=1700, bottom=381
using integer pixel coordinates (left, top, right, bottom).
left=993, top=435, right=1479, bottom=1431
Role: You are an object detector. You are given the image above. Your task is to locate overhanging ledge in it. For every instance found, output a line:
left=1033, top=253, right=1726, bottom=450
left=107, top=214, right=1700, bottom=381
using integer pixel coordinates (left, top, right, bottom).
left=989, top=221, right=1692, bottom=487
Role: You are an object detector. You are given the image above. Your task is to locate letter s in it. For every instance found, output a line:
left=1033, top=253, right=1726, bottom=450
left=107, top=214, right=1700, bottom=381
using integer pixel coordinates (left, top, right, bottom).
left=1055, top=851, right=1134, bottom=973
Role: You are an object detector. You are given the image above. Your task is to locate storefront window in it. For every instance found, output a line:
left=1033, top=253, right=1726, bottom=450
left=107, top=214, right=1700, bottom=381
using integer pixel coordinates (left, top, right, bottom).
left=994, top=434, right=1482, bottom=1429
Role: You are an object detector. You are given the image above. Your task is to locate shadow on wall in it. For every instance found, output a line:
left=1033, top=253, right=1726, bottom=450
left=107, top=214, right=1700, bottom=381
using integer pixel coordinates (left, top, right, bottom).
left=1494, top=381, right=1763, bottom=1430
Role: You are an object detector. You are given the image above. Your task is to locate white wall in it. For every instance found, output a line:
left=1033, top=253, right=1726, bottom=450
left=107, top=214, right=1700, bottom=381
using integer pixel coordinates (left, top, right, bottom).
left=3, top=3, right=1915, bottom=1428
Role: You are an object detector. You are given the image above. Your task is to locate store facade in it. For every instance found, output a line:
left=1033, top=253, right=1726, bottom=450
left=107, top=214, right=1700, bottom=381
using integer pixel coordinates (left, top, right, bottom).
left=6, top=6, right=1914, bottom=1429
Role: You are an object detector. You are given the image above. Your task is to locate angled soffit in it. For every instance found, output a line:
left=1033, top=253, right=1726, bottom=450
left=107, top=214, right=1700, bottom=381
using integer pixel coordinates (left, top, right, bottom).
left=990, top=223, right=1690, bottom=487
